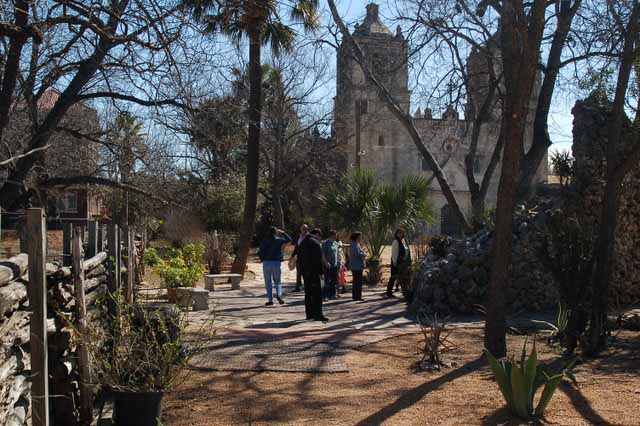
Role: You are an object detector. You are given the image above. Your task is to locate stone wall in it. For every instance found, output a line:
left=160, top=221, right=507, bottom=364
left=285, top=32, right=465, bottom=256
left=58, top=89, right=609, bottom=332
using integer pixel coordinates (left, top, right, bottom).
left=410, top=95, right=640, bottom=315
left=410, top=198, right=559, bottom=315
left=571, top=95, right=640, bottom=307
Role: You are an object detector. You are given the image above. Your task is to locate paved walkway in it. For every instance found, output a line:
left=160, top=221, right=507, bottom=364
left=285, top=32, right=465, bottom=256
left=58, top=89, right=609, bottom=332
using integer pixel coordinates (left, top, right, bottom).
left=186, top=261, right=482, bottom=373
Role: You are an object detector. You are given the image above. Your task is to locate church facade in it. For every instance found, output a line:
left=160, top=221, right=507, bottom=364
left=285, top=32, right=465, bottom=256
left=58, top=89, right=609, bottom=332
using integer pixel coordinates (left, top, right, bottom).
left=333, top=4, right=547, bottom=234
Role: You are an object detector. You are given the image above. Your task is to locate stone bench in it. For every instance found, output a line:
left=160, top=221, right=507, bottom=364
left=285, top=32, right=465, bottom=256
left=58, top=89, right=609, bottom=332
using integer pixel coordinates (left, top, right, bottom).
left=204, top=273, right=242, bottom=290
left=175, top=287, right=209, bottom=311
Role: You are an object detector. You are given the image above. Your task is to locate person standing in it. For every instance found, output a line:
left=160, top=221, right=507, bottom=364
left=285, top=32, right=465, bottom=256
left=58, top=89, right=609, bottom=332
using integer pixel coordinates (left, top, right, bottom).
left=298, top=228, right=328, bottom=321
left=291, top=224, right=309, bottom=292
left=321, top=230, right=341, bottom=300
left=386, top=228, right=410, bottom=297
left=258, top=227, right=292, bottom=306
left=349, top=232, right=366, bottom=301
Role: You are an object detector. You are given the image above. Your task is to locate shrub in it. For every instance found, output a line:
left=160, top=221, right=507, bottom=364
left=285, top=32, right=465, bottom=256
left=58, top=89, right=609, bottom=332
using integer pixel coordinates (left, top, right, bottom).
left=143, top=247, right=161, bottom=267
left=484, top=340, right=576, bottom=419
left=72, top=290, right=215, bottom=393
left=204, top=232, right=233, bottom=274
left=417, top=314, right=457, bottom=370
left=156, top=243, right=205, bottom=288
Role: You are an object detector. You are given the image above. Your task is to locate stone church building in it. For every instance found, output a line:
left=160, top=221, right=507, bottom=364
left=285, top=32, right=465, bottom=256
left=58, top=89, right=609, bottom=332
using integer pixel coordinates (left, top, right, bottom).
left=334, top=3, right=547, bottom=234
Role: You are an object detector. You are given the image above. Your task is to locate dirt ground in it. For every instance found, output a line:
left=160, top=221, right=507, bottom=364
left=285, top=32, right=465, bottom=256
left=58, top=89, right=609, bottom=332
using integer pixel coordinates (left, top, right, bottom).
left=163, top=328, right=640, bottom=426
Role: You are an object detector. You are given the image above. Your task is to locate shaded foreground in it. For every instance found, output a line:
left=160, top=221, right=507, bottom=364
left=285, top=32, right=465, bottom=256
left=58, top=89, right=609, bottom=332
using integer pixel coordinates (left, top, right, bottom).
left=164, top=328, right=640, bottom=426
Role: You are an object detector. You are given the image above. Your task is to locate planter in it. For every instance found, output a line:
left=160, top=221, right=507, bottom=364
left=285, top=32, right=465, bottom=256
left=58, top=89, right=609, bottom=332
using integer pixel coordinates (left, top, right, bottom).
left=166, top=287, right=177, bottom=303
left=367, top=259, right=382, bottom=286
left=113, top=390, right=164, bottom=426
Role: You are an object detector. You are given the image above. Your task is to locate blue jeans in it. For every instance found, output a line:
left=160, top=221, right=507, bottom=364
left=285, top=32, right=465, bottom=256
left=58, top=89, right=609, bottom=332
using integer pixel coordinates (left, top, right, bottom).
left=323, top=266, right=338, bottom=300
left=263, top=261, right=282, bottom=302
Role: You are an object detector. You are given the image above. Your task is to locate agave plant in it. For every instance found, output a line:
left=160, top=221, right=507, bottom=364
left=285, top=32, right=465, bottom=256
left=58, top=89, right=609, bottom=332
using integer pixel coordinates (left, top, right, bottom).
left=484, top=340, right=576, bottom=419
left=532, top=303, right=571, bottom=343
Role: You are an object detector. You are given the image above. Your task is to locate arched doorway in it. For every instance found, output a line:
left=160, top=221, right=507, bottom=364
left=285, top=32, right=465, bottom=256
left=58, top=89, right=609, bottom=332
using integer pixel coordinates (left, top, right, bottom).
left=440, top=204, right=462, bottom=236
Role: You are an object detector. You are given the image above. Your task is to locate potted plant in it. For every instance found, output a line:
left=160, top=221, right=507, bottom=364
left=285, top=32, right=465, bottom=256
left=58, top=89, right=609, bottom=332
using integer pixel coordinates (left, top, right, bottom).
left=77, top=291, right=213, bottom=426
left=155, top=244, right=205, bottom=303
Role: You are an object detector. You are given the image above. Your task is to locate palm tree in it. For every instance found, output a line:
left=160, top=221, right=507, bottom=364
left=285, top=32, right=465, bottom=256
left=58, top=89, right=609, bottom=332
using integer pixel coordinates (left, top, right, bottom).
left=319, top=169, right=433, bottom=284
left=185, top=0, right=320, bottom=275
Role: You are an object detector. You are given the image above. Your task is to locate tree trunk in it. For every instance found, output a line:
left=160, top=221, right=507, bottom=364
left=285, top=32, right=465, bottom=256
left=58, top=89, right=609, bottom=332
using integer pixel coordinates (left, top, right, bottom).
left=273, top=185, right=285, bottom=230
left=484, top=120, right=524, bottom=358
left=0, top=0, right=29, bottom=144
left=231, top=26, right=262, bottom=276
left=484, top=0, right=546, bottom=358
left=516, top=1, right=580, bottom=201
left=586, top=179, right=620, bottom=353
left=470, top=192, right=485, bottom=229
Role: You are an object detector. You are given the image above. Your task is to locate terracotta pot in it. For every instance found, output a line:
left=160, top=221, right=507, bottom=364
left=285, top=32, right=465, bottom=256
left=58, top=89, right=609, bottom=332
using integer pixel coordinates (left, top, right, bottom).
left=166, top=287, right=177, bottom=303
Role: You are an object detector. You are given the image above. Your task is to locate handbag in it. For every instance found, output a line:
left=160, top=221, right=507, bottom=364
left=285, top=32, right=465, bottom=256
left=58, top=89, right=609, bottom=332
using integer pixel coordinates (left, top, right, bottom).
left=288, top=256, right=297, bottom=271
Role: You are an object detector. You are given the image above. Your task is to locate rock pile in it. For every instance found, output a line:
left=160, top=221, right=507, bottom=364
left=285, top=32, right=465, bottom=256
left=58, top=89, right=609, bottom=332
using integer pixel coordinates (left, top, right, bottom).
left=410, top=199, right=559, bottom=316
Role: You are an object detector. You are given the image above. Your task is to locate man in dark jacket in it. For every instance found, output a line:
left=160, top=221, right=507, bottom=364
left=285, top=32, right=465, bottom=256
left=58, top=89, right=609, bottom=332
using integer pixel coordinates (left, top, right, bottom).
left=291, top=224, right=309, bottom=292
left=297, top=228, right=328, bottom=321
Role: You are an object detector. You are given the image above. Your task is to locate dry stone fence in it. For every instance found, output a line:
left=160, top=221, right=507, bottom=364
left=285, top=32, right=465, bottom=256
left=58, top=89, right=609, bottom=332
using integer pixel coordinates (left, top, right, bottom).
left=410, top=95, right=640, bottom=316
left=571, top=95, right=640, bottom=307
left=0, top=209, right=137, bottom=426
left=409, top=199, right=559, bottom=316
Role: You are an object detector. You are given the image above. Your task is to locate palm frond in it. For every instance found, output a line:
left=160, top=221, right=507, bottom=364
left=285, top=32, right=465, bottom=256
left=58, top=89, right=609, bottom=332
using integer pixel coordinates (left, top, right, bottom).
left=262, top=22, right=296, bottom=55
left=290, top=0, right=320, bottom=31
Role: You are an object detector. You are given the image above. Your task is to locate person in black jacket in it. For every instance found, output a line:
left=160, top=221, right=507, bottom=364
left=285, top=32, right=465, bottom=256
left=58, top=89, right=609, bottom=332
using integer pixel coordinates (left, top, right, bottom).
left=297, top=228, right=328, bottom=322
left=291, top=224, right=309, bottom=292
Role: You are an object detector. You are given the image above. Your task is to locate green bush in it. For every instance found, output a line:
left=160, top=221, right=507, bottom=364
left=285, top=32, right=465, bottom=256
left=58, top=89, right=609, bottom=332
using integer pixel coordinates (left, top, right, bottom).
left=143, top=247, right=161, bottom=267
left=155, top=243, right=205, bottom=288
left=484, top=340, right=576, bottom=419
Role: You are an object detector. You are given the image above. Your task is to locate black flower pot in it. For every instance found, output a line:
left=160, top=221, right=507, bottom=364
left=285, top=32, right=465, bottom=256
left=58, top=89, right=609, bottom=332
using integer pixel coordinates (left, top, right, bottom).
left=113, top=390, right=164, bottom=426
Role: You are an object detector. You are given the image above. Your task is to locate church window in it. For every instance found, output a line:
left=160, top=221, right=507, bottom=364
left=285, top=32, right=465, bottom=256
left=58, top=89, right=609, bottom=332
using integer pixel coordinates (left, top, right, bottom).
left=378, top=134, right=385, bottom=146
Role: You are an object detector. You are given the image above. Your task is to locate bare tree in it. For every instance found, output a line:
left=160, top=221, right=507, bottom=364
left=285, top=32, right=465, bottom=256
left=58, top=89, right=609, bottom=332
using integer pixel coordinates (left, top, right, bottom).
left=480, top=0, right=547, bottom=358
left=258, top=52, right=335, bottom=229
left=0, top=0, right=198, bottom=210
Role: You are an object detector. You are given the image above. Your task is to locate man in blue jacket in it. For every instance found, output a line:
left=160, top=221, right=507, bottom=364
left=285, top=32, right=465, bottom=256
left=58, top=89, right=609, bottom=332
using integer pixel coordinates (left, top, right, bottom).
left=258, top=227, right=292, bottom=306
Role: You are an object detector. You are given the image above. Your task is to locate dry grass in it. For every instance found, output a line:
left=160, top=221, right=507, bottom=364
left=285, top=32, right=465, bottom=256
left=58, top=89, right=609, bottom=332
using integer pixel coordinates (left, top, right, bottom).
left=163, top=328, right=640, bottom=426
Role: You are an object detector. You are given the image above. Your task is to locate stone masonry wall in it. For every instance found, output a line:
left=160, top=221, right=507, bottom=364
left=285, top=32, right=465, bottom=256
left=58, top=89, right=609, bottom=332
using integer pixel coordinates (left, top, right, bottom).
left=571, top=95, right=640, bottom=307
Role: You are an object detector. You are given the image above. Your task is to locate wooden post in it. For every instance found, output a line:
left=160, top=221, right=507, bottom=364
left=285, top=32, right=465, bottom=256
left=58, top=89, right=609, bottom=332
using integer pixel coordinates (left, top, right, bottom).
left=18, top=218, right=27, bottom=253
left=72, top=227, right=93, bottom=425
left=107, top=224, right=121, bottom=293
left=26, top=208, right=49, bottom=426
left=96, top=224, right=104, bottom=253
left=62, top=222, right=72, bottom=266
left=87, top=221, right=98, bottom=258
left=126, top=228, right=134, bottom=303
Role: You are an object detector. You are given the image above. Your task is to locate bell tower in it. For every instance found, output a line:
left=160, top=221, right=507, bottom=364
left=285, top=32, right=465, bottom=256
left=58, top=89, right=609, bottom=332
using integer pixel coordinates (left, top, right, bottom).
left=334, top=3, right=410, bottom=179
